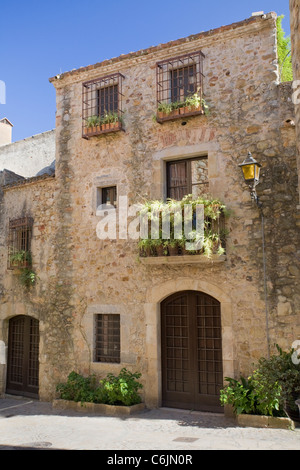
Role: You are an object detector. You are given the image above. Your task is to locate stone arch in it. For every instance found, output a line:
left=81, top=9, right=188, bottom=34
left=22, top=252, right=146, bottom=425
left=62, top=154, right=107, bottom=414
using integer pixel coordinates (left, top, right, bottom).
left=144, top=277, right=234, bottom=409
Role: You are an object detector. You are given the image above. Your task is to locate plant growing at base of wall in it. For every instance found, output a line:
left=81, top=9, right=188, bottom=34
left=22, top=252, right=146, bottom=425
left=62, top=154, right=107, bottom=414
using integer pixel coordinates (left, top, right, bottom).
left=138, top=194, right=227, bottom=257
left=220, top=345, right=300, bottom=419
left=56, top=368, right=143, bottom=406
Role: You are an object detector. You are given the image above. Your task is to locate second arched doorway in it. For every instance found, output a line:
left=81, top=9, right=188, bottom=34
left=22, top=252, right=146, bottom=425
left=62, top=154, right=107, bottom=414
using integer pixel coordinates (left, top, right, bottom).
left=161, top=290, right=223, bottom=412
left=6, top=315, right=39, bottom=398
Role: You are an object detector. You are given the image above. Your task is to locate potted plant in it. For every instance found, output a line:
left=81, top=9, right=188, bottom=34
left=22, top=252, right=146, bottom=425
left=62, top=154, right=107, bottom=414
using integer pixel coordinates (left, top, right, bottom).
left=85, top=115, right=100, bottom=134
left=9, top=250, right=32, bottom=268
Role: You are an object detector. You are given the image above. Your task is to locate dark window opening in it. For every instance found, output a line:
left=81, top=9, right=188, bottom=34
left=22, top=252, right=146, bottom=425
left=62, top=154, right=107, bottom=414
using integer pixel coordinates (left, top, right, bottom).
left=167, top=157, right=208, bottom=200
left=97, top=186, right=117, bottom=208
left=94, top=314, right=120, bottom=363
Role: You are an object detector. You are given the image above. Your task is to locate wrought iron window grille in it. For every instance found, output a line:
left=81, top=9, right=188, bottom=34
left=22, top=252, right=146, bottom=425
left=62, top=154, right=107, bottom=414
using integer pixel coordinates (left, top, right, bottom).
left=82, top=72, right=125, bottom=138
left=156, top=50, right=205, bottom=123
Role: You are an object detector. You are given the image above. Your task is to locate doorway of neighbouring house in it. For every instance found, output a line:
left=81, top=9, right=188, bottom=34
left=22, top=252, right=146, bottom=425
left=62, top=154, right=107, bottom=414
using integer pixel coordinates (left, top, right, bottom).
left=6, top=315, right=39, bottom=398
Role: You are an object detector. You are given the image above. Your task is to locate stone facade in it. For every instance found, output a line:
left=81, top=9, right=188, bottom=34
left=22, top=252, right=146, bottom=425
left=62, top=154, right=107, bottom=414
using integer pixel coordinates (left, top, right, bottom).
left=0, top=12, right=299, bottom=409
left=289, top=0, right=300, bottom=202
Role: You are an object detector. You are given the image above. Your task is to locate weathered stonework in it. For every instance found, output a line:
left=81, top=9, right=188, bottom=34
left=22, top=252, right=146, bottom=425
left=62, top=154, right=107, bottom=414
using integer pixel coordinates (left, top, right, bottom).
left=0, top=12, right=299, bottom=409
left=289, top=0, right=300, bottom=203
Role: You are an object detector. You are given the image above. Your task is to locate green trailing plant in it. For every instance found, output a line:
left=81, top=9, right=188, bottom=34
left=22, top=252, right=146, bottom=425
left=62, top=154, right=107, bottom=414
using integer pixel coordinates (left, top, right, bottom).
left=18, top=267, right=38, bottom=288
left=276, top=15, right=293, bottom=82
left=56, top=368, right=143, bottom=406
left=9, top=250, right=32, bottom=266
left=138, top=194, right=227, bottom=257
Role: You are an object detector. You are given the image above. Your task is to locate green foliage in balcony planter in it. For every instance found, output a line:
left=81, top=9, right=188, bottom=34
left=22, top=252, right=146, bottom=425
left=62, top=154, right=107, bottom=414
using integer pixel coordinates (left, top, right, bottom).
left=56, top=368, right=143, bottom=406
left=85, top=115, right=101, bottom=128
left=156, top=92, right=209, bottom=117
left=18, top=268, right=38, bottom=288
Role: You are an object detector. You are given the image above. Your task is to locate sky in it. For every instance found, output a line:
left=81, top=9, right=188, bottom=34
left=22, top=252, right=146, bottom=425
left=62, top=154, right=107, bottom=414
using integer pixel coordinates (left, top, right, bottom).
left=0, top=0, right=291, bottom=142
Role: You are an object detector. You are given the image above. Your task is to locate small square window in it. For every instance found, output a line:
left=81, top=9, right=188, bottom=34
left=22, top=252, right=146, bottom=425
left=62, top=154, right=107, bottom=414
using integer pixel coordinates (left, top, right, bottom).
left=94, top=314, right=120, bottom=363
left=97, top=186, right=117, bottom=209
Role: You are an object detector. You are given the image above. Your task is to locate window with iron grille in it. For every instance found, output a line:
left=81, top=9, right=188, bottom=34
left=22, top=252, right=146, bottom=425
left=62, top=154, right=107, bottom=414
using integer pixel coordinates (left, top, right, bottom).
left=166, top=157, right=208, bottom=200
left=94, top=314, right=120, bottom=363
left=97, top=186, right=117, bottom=209
left=8, top=217, right=33, bottom=269
left=156, top=51, right=205, bottom=123
left=82, top=73, right=124, bottom=138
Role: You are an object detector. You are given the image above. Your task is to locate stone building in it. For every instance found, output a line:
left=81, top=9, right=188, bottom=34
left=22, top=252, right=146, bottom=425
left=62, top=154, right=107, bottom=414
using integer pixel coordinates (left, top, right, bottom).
left=0, top=12, right=299, bottom=412
left=290, top=0, right=300, bottom=202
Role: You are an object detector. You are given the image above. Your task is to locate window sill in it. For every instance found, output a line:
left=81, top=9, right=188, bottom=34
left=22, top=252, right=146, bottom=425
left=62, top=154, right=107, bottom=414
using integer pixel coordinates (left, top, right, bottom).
left=156, top=106, right=205, bottom=123
left=82, top=122, right=124, bottom=139
left=139, top=254, right=226, bottom=266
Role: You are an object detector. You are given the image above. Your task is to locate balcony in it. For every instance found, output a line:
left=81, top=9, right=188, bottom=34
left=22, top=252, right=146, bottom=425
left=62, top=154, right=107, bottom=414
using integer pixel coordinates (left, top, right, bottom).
left=138, top=195, right=227, bottom=265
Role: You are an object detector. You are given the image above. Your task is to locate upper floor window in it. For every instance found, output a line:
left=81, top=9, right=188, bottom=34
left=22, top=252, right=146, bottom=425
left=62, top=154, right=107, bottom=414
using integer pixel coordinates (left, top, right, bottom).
left=166, top=157, right=208, bottom=200
left=156, top=50, right=205, bottom=123
left=8, top=217, right=33, bottom=269
left=82, top=73, right=124, bottom=138
left=97, top=185, right=117, bottom=209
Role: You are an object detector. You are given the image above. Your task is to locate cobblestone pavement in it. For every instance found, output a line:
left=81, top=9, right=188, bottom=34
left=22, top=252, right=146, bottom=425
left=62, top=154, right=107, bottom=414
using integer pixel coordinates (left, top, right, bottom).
left=0, top=396, right=300, bottom=451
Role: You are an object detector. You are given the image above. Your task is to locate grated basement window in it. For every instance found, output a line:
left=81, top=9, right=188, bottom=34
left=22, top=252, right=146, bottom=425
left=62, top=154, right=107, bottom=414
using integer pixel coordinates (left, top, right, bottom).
left=156, top=50, right=205, bottom=123
left=82, top=73, right=124, bottom=138
left=8, top=217, right=33, bottom=269
left=94, top=314, right=120, bottom=363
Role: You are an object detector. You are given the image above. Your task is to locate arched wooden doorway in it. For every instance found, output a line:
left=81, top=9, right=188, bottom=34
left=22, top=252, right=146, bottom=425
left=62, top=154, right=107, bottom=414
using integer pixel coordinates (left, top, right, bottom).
left=161, top=290, right=223, bottom=412
left=6, top=315, right=39, bottom=398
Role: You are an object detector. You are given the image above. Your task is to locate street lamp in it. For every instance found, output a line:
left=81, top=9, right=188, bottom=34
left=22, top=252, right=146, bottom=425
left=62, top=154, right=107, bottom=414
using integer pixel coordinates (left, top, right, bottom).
left=238, top=152, right=262, bottom=206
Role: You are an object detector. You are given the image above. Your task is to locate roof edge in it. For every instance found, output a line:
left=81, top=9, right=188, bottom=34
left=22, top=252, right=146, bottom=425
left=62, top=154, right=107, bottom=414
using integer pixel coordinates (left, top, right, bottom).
left=49, top=12, right=276, bottom=84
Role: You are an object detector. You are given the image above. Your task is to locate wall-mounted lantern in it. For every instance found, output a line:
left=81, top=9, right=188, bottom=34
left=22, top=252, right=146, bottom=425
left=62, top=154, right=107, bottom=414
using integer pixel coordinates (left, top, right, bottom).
left=238, top=152, right=262, bottom=207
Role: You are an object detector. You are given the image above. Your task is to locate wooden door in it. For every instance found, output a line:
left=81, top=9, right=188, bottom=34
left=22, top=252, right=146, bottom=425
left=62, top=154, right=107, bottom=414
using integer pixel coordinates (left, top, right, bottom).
left=161, top=291, right=223, bottom=412
left=6, top=316, right=39, bottom=398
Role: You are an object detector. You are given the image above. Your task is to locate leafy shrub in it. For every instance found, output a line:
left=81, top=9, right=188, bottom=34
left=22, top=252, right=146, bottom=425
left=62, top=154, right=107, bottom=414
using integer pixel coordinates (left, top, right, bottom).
left=99, top=369, right=143, bottom=406
left=220, top=375, right=282, bottom=416
left=56, top=368, right=143, bottom=406
left=220, top=345, right=300, bottom=416
left=255, top=345, right=300, bottom=413
left=56, top=371, right=98, bottom=403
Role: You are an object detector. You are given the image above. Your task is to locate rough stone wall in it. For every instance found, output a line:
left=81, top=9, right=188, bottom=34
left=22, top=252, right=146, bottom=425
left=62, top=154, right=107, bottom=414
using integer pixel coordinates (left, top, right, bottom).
left=289, top=0, right=300, bottom=202
left=47, top=12, right=300, bottom=406
left=0, top=129, right=55, bottom=178
left=0, top=13, right=299, bottom=406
